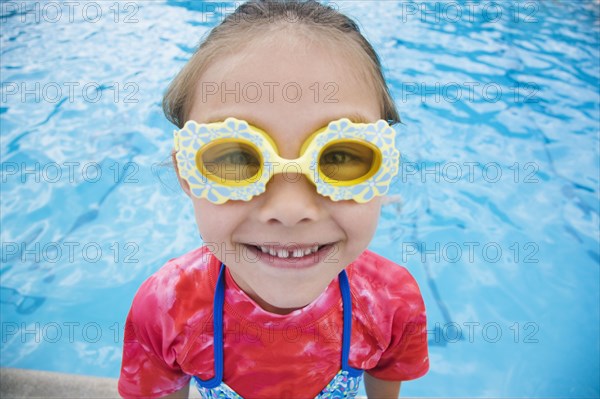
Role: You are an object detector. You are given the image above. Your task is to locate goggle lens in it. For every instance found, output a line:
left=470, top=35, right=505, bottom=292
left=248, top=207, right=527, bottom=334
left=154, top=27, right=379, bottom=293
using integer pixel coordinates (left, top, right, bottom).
left=199, top=140, right=262, bottom=183
left=318, top=140, right=379, bottom=183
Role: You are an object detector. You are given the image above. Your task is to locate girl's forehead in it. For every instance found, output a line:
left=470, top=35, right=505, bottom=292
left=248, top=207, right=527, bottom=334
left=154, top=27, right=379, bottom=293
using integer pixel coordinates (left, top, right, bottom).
left=202, top=45, right=365, bottom=86
left=188, top=41, right=380, bottom=132
left=197, top=37, right=376, bottom=93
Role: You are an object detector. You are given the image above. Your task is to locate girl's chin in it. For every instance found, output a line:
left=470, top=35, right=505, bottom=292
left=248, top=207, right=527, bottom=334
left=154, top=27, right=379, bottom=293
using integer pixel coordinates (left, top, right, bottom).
left=228, top=268, right=325, bottom=313
left=253, top=292, right=316, bottom=315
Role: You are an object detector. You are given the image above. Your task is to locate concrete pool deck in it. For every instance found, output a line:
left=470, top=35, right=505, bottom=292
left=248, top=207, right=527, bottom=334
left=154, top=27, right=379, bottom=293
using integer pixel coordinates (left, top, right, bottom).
left=1, top=368, right=373, bottom=398
left=0, top=368, right=203, bottom=399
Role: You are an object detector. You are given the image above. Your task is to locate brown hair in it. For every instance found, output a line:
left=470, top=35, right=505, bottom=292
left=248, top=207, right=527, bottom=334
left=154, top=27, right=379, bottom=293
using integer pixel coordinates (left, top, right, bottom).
left=162, top=0, right=400, bottom=128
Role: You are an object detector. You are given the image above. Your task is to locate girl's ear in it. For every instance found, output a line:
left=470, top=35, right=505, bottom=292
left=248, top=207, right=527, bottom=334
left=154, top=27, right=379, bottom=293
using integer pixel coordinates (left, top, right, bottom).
left=172, top=150, right=192, bottom=197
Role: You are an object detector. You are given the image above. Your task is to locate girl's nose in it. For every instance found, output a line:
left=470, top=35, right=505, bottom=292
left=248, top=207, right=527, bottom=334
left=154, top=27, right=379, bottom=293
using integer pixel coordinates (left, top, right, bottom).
left=255, top=172, right=322, bottom=227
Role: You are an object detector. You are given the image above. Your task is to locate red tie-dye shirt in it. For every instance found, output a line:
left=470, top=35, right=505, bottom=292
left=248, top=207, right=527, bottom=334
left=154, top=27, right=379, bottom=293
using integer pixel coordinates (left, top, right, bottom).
left=118, top=246, right=429, bottom=398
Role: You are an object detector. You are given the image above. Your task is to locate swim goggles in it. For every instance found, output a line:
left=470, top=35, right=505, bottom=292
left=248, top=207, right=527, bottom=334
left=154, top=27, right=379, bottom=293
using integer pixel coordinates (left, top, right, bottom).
left=173, top=117, right=400, bottom=204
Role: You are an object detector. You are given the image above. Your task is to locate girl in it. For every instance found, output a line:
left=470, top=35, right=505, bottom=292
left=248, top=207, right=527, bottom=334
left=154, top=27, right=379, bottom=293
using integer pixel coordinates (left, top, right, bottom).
left=119, top=1, right=429, bottom=398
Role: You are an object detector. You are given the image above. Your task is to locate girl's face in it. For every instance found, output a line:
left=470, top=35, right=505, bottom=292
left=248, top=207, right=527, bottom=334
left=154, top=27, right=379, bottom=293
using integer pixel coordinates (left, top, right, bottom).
left=182, top=37, right=383, bottom=314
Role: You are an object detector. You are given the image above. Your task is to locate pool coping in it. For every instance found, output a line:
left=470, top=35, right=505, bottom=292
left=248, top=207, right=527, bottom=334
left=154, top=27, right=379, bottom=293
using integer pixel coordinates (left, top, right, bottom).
left=0, top=368, right=210, bottom=399
left=1, top=368, right=122, bottom=399
left=1, top=368, right=374, bottom=398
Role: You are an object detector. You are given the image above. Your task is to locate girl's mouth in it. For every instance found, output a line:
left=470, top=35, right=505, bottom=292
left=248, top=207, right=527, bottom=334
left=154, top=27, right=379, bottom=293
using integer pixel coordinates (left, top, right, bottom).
left=241, top=243, right=337, bottom=269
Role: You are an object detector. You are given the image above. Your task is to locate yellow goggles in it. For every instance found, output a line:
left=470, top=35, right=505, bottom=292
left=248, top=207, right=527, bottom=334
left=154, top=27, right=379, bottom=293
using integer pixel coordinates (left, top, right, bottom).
left=173, top=117, right=400, bottom=204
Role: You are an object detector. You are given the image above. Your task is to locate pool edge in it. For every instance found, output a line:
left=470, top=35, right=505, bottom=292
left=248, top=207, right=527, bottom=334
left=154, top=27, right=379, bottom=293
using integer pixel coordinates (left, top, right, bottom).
left=0, top=368, right=374, bottom=398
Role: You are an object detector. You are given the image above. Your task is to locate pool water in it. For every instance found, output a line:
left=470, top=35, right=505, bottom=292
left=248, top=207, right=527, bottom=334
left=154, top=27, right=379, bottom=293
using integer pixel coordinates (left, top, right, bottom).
left=1, top=1, right=599, bottom=397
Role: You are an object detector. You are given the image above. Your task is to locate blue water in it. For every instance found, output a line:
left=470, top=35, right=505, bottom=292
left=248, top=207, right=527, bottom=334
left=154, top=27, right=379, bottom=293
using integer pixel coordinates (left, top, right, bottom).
left=1, top=1, right=599, bottom=397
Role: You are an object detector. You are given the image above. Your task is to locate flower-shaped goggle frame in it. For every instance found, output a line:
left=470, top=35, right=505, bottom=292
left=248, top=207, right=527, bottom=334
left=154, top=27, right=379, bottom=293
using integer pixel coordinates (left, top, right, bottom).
left=173, top=117, right=399, bottom=204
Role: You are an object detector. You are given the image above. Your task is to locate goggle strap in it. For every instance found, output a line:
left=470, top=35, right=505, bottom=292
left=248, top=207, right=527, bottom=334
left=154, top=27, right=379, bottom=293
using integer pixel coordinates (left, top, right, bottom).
left=173, top=129, right=180, bottom=151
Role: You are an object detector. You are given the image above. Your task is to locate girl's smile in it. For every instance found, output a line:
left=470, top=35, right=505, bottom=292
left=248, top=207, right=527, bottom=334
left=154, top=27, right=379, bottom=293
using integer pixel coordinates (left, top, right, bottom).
left=241, top=242, right=338, bottom=269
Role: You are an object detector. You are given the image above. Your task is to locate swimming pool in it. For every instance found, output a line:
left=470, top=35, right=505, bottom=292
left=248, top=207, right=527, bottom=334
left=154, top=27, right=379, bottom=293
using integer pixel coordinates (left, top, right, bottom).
left=1, top=0, right=598, bottom=397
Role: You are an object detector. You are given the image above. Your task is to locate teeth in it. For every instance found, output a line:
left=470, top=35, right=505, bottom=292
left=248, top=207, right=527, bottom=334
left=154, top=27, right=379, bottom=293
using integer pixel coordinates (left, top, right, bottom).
left=279, top=249, right=289, bottom=257
left=256, top=244, right=322, bottom=258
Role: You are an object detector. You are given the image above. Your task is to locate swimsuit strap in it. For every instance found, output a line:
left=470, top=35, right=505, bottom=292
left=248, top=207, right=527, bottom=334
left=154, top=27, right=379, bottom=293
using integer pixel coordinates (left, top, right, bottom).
left=194, top=264, right=226, bottom=388
left=339, top=269, right=363, bottom=377
left=195, top=264, right=362, bottom=387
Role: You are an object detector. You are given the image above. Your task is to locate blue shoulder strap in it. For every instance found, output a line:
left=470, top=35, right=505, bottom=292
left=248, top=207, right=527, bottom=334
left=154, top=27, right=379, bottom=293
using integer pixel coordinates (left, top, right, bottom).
left=194, top=264, right=226, bottom=388
left=339, top=269, right=364, bottom=377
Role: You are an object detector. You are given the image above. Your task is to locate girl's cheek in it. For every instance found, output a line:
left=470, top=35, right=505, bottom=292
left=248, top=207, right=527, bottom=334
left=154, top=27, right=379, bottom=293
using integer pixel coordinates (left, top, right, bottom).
left=193, top=199, right=250, bottom=239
